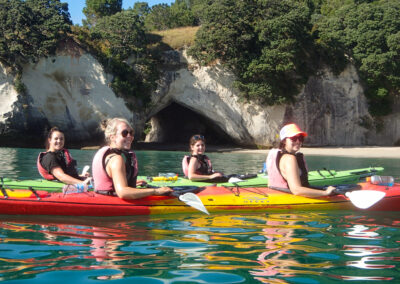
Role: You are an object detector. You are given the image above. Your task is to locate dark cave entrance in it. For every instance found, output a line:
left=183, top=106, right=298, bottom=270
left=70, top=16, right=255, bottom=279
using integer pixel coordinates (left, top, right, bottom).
left=144, top=102, right=235, bottom=146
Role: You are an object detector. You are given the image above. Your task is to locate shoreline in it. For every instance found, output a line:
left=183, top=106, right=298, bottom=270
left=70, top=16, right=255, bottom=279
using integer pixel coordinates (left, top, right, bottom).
left=222, top=146, right=399, bottom=158
left=82, top=143, right=399, bottom=158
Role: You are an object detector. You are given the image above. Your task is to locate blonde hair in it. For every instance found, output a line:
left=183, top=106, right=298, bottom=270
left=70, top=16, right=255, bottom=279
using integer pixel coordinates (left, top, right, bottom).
left=100, top=117, right=133, bottom=145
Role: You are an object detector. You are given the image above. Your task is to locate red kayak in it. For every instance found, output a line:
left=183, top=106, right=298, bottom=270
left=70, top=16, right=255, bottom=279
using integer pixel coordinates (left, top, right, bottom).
left=0, top=182, right=399, bottom=216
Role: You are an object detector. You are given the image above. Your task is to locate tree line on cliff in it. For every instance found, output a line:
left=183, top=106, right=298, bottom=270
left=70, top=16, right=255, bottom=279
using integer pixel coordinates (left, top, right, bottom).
left=0, top=0, right=399, bottom=118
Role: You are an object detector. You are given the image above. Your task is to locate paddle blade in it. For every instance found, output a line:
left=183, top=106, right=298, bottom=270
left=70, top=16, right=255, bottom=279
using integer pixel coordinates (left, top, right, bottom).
left=228, top=177, right=244, bottom=183
left=345, top=190, right=386, bottom=209
left=179, top=193, right=209, bottom=215
left=81, top=165, right=90, bottom=176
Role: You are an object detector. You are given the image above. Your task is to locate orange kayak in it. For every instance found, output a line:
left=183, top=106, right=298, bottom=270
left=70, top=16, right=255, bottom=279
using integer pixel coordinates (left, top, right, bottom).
left=0, top=182, right=398, bottom=216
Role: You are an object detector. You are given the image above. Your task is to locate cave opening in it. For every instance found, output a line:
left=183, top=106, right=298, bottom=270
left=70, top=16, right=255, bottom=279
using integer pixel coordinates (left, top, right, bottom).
left=143, top=102, right=236, bottom=147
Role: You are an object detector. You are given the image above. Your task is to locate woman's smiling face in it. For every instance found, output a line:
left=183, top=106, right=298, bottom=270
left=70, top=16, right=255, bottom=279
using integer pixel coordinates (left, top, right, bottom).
left=111, top=122, right=134, bottom=150
left=284, top=135, right=304, bottom=153
left=48, top=131, right=65, bottom=151
left=191, top=140, right=206, bottom=155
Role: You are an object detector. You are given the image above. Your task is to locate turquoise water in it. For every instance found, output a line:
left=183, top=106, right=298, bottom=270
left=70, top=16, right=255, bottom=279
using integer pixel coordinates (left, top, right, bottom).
left=0, top=147, right=400, bottom=283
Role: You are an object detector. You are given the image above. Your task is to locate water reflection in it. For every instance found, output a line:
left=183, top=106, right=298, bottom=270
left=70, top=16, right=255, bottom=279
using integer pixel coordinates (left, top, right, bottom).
left=0, top=212, right=399, bottom=282
left=0, top=148, right=19, bottom=179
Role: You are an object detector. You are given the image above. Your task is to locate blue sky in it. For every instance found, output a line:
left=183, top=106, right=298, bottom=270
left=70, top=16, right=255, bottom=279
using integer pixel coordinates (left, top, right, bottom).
left=64, top=0, right=174, bottom=25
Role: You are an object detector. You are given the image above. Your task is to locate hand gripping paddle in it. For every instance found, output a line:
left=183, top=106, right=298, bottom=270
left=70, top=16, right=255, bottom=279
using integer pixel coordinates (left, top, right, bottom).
left=333, top=184, right=386, bottom=209
left=170, top=186, right=209, bottom=215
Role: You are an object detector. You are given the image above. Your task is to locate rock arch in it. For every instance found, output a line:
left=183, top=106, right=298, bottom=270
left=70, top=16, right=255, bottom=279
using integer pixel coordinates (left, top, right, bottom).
left=144, top=102, right=233, bottom=145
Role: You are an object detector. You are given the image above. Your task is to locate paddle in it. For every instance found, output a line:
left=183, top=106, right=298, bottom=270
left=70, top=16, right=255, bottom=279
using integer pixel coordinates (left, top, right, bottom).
left=345, top=190, right=386, bottom=209
left=228, top=177, right=244, bottom=184
left=81, top=165, right=90, bottom=176
left=178, top=193, right=209, bottom=215
left=332, top=185, right=386, bottom=209
left=147, top=185, right=209, bottom=214
left=0, top=177, right=8, bottom=199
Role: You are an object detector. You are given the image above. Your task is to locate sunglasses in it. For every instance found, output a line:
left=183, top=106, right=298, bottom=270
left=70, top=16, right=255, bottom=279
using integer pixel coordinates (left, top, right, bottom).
left=289, top=135, right=304, bottom=142
left=193, top=135, right=205, bottom=140
left=121, top=129, right=134, bottom=138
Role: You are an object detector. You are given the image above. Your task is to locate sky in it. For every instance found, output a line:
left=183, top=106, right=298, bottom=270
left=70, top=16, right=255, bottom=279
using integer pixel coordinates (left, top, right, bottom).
left=64, top=0, right=175, bottom=25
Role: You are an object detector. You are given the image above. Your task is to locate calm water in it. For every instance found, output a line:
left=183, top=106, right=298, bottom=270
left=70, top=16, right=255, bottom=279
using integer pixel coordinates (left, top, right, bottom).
left=0, top=147, right=400, bottom=283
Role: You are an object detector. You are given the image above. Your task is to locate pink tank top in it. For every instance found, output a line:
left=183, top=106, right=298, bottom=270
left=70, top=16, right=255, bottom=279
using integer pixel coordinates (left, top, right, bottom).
left=266, top=149, right=289, bottom=190
left=92, top=146, right=115, bottom=192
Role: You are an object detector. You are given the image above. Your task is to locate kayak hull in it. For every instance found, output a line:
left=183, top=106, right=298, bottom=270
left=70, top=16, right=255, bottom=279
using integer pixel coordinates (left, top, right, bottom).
left=0, top=182, right=398, bottom=216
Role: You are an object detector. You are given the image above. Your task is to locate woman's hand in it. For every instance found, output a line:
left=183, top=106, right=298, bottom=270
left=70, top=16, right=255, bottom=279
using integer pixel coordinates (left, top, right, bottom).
left=324, top=186, right=336, bottom=196
left=80, top=165, right=91, bottom=178
left=51, top=167, right=86, bottom=185
left=154, top=187, right=173, bottom=196
left=82, top=177, right=93, bottom=185
left=79, top=173, right=91, bottom=180
left=209, top=172, right=223, bottom=179
left=136, top=180, right=147, bottom=187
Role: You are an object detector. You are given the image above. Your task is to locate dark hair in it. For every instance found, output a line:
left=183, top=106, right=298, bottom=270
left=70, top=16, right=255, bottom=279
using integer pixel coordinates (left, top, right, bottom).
left=278, top=139, right=286, bottom=150
left=189, top=134, right=205, bottom=151
left=45, top=127, right=64, bottom=150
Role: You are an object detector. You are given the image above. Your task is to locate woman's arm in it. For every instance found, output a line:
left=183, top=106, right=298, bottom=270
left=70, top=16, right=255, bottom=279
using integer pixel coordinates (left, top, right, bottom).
left=187, top=157, right=223, bottom=180
left=51, top=167, right=86, bottom=185
left=280, top=155, right=334, bottom=197
left=107, top=155, right=172, bottom=199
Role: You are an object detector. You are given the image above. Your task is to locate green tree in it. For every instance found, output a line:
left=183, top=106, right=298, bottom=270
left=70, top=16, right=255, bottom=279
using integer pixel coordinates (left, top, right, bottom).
left=144, top=1, right=197, bottom=31
left=91, top=9, right=146, bottom=60
left=144, top=4, right=171, bottom=30
left=316, top=0, right=400, bottom=116
left=188, top=0, right=208, bottom=24
left=87, top=9, right=156, bottom=102
left=189, top=0, right=315, bottom=105
left=169, top=0, right=197, bottom=28
left=132, top=2, right=151, bottom=18
left=0, top=0, right=71, bottom=71
left=83, top=0, right=122, bottom=27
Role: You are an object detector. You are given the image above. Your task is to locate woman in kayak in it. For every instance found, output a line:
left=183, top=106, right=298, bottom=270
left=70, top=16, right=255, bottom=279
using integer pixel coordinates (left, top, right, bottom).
left=92, top=118, right=172, bottom=199
left=182, top=134, right=224, bottom=181
left=266, top=123, right=335, bottom=197
left=37, top=127, right=90, bottom=184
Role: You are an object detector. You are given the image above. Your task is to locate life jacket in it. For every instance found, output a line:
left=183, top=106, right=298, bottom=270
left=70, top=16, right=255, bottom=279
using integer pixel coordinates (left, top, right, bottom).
left=182, top=154, right=213, bottom=177
left=266, top=149, right=309, bottom=193
left=92, top=146, right=138, bottom=192
left=37, top=149, right=75, bottom=180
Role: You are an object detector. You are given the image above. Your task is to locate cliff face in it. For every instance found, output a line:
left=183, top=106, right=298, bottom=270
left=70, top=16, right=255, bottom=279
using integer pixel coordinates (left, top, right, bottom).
left=0, top=42, right=133, bottom=146
left=0, top=64, right=19, bottom=131
left=0, top=42, right=399, bottom=147
left=146, top=50, right=285, bottom=146
left=289, top=66, right=372, bottom=146
left=147, top=51, right=395, bottom=146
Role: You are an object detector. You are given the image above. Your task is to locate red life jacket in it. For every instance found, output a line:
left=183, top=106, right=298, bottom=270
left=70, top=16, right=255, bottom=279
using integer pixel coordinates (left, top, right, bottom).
left=266, top=149, right=309, bottom=192
left=182, top=154, right=213, bottom=177
left=92, top=146, right=138, bottom=193
left=37, top=149, right=74, bottom=180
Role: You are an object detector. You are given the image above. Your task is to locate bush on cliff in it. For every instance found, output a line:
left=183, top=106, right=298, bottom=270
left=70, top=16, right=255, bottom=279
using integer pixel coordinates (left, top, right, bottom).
left=316, top=0, right=400, bottom=116
left=189, top=0, right=400, bottom=117
left=0, top=0, right=71, bottom=71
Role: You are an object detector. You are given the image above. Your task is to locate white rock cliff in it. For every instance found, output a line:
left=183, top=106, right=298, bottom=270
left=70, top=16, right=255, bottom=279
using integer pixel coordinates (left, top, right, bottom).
left=0, top=43, right=399, bottom=147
